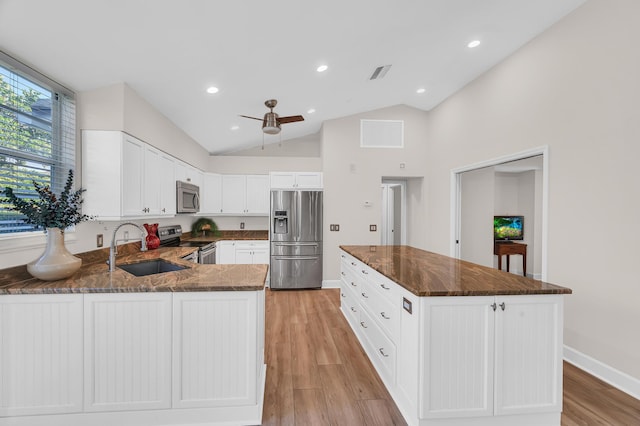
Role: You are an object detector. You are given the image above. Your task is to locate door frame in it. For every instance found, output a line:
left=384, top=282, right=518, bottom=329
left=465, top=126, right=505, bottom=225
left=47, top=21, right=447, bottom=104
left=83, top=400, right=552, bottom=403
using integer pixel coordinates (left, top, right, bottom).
left=450, top=146, right=549, bottom=281
left=381, top=179, right=407, bottom=245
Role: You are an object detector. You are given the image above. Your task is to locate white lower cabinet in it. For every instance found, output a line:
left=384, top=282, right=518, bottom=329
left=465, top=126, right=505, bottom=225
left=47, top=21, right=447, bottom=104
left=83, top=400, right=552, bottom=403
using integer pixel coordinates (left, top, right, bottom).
left=0, top=290, right=265, bottom=426
left=83, top=293, right=172, bottom=412
left=339, top=249, right=564, bottom=426
left=172, top=292, right=260, bottom=408
left=0, top=295, right=83, bottom=417
left=217, top=240, right=269, bottom=265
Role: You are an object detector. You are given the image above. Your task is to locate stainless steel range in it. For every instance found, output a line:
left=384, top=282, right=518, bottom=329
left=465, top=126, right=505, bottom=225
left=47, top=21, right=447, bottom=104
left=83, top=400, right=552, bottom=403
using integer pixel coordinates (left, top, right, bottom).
left=158, top=225, right=216, bottom=264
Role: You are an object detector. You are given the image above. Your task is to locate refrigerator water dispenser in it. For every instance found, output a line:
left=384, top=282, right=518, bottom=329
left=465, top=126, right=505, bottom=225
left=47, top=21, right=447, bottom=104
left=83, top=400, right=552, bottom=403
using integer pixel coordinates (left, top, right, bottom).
left=273, top=210, right=288, bottom=234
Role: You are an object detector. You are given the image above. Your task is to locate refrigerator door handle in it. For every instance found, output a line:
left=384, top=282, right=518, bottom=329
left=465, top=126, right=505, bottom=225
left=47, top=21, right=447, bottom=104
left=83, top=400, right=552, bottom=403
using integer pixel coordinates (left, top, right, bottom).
left=274, top=242, right=319, bottom=246
left=274, top=256, right=319, bottom=261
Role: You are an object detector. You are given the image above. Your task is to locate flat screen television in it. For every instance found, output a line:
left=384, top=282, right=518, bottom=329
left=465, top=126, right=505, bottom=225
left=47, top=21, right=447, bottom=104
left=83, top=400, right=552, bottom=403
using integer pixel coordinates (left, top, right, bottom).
left=494, top=215, right=524, bottom=241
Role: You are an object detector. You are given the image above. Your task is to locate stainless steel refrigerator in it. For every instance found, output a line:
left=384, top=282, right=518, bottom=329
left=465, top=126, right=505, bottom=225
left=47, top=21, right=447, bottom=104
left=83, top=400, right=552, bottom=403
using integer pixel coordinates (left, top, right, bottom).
left=270, top=190, right=323, bottom=289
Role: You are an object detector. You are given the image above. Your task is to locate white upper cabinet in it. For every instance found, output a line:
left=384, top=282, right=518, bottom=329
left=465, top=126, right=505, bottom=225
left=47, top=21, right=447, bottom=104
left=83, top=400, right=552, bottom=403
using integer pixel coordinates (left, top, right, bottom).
left=201, top=173, right=223, bottom=214
left=269, top=172, right=323, bottom=189
left=83, top=130, right=178, bottom=220
left=217, top=174, right=269, bottom=216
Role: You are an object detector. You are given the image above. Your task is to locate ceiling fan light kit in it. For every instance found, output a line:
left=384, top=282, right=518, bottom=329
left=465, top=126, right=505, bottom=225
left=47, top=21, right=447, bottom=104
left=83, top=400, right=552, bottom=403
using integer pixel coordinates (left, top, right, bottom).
left=240, top=99, right=304, bottom=135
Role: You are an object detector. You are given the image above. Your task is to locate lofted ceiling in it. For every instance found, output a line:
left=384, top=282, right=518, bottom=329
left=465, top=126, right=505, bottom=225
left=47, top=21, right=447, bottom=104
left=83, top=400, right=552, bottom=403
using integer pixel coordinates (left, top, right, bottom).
left=0, top=0, right=585, bottom=154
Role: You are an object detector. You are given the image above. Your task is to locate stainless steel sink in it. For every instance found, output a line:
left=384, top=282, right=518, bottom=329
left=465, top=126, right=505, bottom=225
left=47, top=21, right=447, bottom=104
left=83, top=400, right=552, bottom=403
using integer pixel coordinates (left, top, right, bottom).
left=118, top=259, right=189, bottom=277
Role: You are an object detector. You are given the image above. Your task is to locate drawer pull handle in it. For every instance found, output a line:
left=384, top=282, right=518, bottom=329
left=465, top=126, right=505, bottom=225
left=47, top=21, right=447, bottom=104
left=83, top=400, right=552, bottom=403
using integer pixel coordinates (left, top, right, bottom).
left=341, top=271, right=346, bottom=276
left=351, top=307, right=357, bottom=313
left=341, top=293, right=346, bottom=298
left=500, top=302, right=506, bottom=311
left=360, top=321, right=368, bottom=329
left=351, top=282, right=357, bottom=287
left=361, top=292, right=368, bottom=298
left=491, top=303, right=497, bottom=311
left=351, top=262, right=357, bottom=266
left=341, top=254, right=345, bottom=258
left=379, top=348, right=389, bottom=357
left=380, top=284, right=390, bottom=290
left=361, top=269, right=368, bottom=275
left=380, top=312, right=390, bottom=320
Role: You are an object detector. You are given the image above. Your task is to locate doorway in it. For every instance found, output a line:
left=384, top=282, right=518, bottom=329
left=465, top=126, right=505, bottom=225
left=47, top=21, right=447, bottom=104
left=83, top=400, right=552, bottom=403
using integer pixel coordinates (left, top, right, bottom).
left=451, top=147, right=548, bottom=280
left=381, top=180, right=406, bottom=245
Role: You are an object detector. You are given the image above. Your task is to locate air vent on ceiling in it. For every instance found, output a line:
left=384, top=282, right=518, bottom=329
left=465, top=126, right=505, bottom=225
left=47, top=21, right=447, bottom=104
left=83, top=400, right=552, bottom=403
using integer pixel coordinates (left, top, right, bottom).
left=369, top=64, right=392, bottom=80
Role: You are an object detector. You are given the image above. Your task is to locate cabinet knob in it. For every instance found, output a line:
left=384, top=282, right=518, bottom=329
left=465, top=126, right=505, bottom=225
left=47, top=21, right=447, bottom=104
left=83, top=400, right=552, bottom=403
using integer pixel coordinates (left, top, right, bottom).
left=360, top=321, right=368, bottom=329
left=491, top=303, right=497, bottom=311
left=379, top=348, right=389, bottom=357
left=162, top=208, right=165, bottom=213
left=500, top=302, right=506, bottom=311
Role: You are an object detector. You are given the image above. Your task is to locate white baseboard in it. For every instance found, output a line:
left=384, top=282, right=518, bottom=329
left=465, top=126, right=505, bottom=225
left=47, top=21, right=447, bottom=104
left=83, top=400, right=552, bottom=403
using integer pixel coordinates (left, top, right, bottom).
left=564, top=345, right=640, bottom=400
left=322, top=279, right=341, bottom=289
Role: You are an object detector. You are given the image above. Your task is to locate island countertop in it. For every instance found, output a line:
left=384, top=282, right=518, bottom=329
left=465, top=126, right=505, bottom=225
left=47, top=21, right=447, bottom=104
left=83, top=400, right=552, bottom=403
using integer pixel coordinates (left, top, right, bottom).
left=340, top=245, right=572, bottom=297
left=0, top=246, right=267, bottom=295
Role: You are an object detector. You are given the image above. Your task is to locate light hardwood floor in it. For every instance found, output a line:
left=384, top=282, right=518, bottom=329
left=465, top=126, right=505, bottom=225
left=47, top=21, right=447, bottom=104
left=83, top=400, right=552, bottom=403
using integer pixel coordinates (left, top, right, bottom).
left=262, top=289, right=640, bottom=425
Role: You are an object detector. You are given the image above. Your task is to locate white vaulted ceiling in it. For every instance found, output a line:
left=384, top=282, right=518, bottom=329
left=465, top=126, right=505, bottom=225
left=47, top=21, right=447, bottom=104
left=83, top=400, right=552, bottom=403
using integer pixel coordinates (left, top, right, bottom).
left=0, top=0, right=585, bottom=154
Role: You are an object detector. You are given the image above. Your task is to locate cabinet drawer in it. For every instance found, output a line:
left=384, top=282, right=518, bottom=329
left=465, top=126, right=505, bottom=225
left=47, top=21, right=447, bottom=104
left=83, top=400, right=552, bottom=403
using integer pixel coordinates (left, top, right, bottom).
left=364, top=267, right=399, bottom=303
left=341, top=266, right=362, bottom=295
left=363, top=288, right=399, bottom=340
left=340, top=283, right=360, bottom=327
left=340, top=251, right=363, bottom=275
left=358, top=307, right=396, bottom=384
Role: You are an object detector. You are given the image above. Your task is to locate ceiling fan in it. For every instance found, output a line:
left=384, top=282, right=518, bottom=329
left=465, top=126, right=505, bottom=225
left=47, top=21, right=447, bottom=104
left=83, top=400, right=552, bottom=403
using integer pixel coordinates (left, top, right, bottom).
left=240, top=99, right=304, bottom=135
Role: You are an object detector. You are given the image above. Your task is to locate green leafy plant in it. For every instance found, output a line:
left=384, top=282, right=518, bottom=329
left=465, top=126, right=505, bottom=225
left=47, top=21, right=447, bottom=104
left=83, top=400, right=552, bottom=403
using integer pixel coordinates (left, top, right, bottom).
left=191, top=217, right=220, bottom=237
left=1, top=169, right=90, bottom=232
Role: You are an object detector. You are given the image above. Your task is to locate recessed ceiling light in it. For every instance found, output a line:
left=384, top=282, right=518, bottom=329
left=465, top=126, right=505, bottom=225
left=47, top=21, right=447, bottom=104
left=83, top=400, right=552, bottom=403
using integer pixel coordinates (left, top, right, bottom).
left=416, top=88, right=426, bottom=94
left=206, top=86, right=219, bottom=94
left=316, top=65, right=328, bottom=73
left=467, top=40, right=481, bottom=48
left=307, top=108, right=316, bottom=114
left=231, top=125, right=239, bottom=130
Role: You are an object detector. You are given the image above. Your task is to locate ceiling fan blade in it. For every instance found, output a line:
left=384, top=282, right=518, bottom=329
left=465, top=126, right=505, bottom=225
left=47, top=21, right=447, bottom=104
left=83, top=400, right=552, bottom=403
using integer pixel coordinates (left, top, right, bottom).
left=239, top=115, right=264, bottom=121
left=277, top=115, right=305, bottom=124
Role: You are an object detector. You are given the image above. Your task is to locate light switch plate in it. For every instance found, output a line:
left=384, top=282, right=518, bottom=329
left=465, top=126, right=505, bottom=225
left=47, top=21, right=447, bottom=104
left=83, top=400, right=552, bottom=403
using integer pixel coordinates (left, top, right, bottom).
left=96, top=234, right=103, bottom=247
left=370, top=225, right=377, bottom=232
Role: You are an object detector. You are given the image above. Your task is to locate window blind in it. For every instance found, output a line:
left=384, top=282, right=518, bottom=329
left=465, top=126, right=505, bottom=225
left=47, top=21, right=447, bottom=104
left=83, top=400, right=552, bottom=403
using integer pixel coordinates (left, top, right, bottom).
left=0, top=51, right=76, bottom=234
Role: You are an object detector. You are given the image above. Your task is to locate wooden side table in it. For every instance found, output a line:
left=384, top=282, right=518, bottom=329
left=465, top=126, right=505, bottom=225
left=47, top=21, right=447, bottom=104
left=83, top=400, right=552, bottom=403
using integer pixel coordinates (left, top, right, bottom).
left=494, top=242, right=527, bottom=276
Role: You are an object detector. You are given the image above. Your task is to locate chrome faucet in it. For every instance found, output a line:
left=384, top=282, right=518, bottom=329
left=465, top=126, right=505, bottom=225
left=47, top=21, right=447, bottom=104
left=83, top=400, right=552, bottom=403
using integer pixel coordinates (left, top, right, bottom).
left=108, top=222, right=148, bottom=272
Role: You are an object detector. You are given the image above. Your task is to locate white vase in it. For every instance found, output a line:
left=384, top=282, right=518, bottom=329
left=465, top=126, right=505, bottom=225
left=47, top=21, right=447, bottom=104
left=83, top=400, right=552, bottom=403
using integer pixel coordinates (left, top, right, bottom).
left=27, top=228, right=82, bottom=281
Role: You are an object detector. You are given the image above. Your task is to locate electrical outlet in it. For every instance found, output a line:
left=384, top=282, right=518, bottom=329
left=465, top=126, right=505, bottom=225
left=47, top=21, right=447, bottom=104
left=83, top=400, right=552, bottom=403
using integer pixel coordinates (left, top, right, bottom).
left=370, top=225, right=377, bottom=232
left=96, top=234, right=103, bottom=247
left=330, top=224, right=340, bottom=231
left=124, top=231, right=129, bottom=240
left=335, top=224, right=340, bottom=231
left=240, top=222, right=245, bottom=230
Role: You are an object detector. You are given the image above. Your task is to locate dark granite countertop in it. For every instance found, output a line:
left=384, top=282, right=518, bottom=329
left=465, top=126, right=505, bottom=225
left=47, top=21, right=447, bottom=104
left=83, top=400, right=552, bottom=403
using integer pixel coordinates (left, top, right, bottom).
left=0, top=245, right=267, bottom=295
left=340, top=245, right=572, bottom=297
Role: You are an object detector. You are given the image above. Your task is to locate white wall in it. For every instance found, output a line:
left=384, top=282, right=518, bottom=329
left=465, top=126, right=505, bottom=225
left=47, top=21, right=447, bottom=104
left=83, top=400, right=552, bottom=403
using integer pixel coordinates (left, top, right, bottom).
left=321, top=104, right=429, bottom=280
left=424, top=0, right=640, bottom=380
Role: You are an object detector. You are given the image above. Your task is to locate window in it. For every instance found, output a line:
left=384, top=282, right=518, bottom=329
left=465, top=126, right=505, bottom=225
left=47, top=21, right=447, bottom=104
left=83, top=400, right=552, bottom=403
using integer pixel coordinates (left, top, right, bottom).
left=0, top=51, right=76, bottom=234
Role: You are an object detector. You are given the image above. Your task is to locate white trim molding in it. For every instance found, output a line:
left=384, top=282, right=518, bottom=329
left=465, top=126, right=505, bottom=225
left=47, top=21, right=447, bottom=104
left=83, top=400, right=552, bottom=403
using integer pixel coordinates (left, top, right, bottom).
left=322, top=279, right=341, bottom=289
left=564, top=345, right=640, bottom=400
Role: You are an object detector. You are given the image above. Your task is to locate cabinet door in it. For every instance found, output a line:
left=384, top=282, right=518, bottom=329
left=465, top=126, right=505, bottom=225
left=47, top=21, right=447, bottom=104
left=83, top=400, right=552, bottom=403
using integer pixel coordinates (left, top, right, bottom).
left=235, top=248, right=254, bottom=264
left=143, top=145, right=162, bottom=215
left=252, top=247, right=270, bottom=264
left=202, top=173, right=222, bottom=214
left=494, top=295, right=563, bottom=416
left=0, top=295, right=83, bottom=417
left=159, top=153, right=176, bottom=215
left=269, top=172, right=296, bottom=189
left=420, top=296, right=495, bottom=419
left=216, top=241, right=236, bottom=264
left=245, top=175, right=269, bottom=215
left=122, top=135, right=145, bottom=216
left=221, top=175, right=246, bottom=214
left=172, top=292, right=259, bottom=408
left=83, top=293, right=172, bottom=412
left=295, top=172, right=323, bottom=188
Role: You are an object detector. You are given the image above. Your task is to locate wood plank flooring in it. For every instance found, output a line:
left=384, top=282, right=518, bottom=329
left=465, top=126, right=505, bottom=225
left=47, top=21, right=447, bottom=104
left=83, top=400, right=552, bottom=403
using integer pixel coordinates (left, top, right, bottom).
left=262, top=288, right=640, bottom=426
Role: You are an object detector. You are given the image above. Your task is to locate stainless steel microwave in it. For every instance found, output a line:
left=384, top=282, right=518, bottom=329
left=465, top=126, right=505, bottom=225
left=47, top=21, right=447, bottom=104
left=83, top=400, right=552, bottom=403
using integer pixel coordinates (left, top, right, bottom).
left=176, top=181, right=200, bottom=213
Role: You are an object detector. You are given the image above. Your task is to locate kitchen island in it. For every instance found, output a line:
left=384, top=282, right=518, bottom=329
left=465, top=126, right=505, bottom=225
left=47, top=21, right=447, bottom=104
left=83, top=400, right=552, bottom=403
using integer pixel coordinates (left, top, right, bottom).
left=339, top=245, right=572, bottom=426
left=0, top=247, right=267, bottom=426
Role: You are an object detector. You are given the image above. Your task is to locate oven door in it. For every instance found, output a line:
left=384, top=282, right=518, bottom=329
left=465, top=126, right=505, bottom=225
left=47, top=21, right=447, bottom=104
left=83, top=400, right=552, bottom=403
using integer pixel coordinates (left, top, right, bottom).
left=199, top=246, right=216, bottom=264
